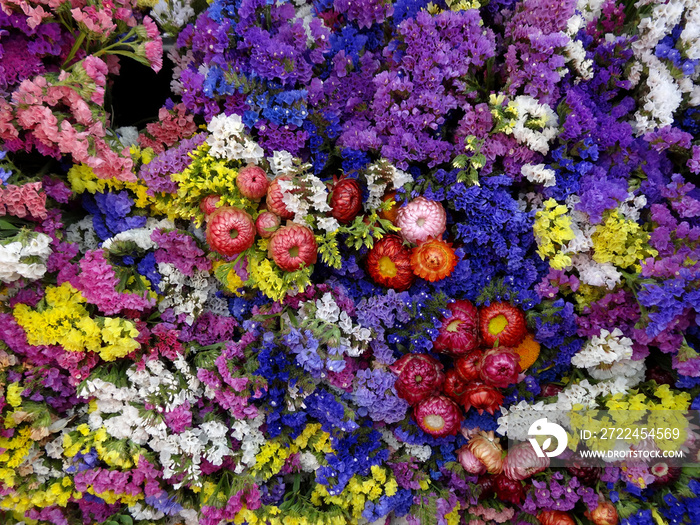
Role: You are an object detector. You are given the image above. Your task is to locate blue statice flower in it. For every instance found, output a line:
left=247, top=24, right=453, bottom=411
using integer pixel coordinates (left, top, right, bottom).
left=316, top=427, right=388, bottom=494
left=145, top=491, right=183, bottom=515
left=137, top=252, right=161, bottom=292
left=362, top=488, right=413, bottom=521
left=306, top=389, right=358, bottom=434
left=82, top=190, right=147, bottom=241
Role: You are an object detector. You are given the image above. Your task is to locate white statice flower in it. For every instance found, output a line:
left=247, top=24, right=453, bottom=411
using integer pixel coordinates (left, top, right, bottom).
left=571, top=328, right=634, bottom=368
left=634, top=54, right=683, bottom=134
left=498, top=400, right=563, bottom=441
left=102, top=218, right=174, bottom=251
left=66, top=216, right=100, bottom=252
left=315, top=293, right=341, bottom=323
left=129, top=503, right=165, bottom=521
left=363, top=160, right=413, bottom=211
left=512, top=96, right=559, bottom=155
left=157, top=264, right=213, bottom=325
left=317, top=216, right=340, bottom=233
left=565, top=39, right=594, bottom=80
left=576, top=0, right=606, bottom=21
left=230, top=414, right=266, bottom=473
left=521, top=163, right=557, bottom=187
left=206, top=113, right=264, bottom=163
left=279, top=173, right=332, bottom=225
left=299, top=451, right=320, bottom=472
left=45, top=436, right=64, bottom=459
left=405, top=444, right=432, bottom=462
left=268, top=150, right=295, bottom=177
left=617, top=194, right=647, bottom=222
left=115, top=126, right=139, bottom=148
left=589, top=357, right=646, bottom=386
left=151, top=0, right=195, bottom=33
left=178, top=509, right=199, bottom=525
left=0, top=232, right=52, bottom=283
left=681, top=5, right=700, bottom=59
left=570, top=253, right=622, bottom=289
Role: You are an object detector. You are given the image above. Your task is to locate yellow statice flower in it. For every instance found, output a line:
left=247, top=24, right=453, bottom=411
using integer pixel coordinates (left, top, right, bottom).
left=591, top=210, right=657, bottom=270
left=13, top=283, right=140, bottom=362
left=6, top=382, right=22, bottom=408
left=533, top=199, right=575, bottom=269
left=67, top=164, right=152, bottom=209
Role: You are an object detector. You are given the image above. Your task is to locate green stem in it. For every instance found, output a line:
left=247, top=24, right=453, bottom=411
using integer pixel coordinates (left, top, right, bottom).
left=62, top=32, right=86, bottom=69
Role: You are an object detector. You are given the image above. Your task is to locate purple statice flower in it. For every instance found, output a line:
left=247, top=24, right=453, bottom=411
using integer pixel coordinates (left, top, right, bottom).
left=164, top=401, right=193, bottom=433
left=644, top=126, right=693, bottom=153
left=152, top=228, right=212, bottom=276
left=503, top=0, right=575, bottom=105
left=139, top=133, right=206, bottom=195
left=334, top=0, right=394, bottom=29
left=41, top=176, right=72, bottom=203
left=76, top=249, right=155, bottom=315
left=352, top=368, right=409, bottom=423
left=338, top=9, right=495, bottom=169
left=576, top=169, right=629, bottom=223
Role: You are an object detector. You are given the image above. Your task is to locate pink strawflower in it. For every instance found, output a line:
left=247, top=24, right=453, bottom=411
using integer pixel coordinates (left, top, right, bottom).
left=396, top=197, right=446, bottom=244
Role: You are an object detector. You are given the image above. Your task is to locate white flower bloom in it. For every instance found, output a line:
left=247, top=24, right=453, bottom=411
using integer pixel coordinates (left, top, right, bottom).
left=405, top=444, right=432, bottom=462
left=571, top=253, right=622, bottom=289
left=151, top=0, right=195, bottom=32
left=299, top=451, right=320, bottom=472
left=521, top=163, right=557, bottom=187
left=512, top=96, right=559, bottom=155
left=315, top=293, right=340, bottom=323
left=268, top=150, right=295, bottom=177
left=571, top=328, right=634, bottom=369
left=115, top=126, right=139, bottom=148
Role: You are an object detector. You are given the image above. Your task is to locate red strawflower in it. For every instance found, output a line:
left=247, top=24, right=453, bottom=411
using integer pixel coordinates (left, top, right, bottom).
left=479, top=302, right=527, bottom=347
left=649, top=461, right=681, bottom=486
left=389, top=354, right=445, bottom=405
left=462, top=381, right=504, bottom=415
left=433, top=300, right=480, bottom=357
left=199, top=194, right=221, bottom=215
left=480, top=348, right=521, bottom=388
left=443, top=369, right=470, bottom=402
left=366, top=235, right=414, bottom=291
left=205, top=207, right=256, bottom=257
left=255, top=211, right=280, bottom=238
left=330, top=177, right=363, bottom=224
left=266, top=176, right=295, bottom=219
left=413, top=395, right=462, bottom=438
left=237, top=165, right=269, bottom=199
left=455, top=350, right=484, bottom=382
left=494, top=473, right=525, bottom=505
left=268, top=224, right=317, bottom=272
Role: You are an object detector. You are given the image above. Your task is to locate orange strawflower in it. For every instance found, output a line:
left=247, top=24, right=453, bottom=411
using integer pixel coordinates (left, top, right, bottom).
left=410, top=238, right=458, bottom=282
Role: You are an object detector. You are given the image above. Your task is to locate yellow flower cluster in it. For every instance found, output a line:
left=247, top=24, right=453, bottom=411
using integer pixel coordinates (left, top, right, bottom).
left=67, top=163, right=152, bottom=209
left=169, top=144, right=252, bottom=227
left=13, top=283, right=140, bottom=362
left=235, top=505, right=347, bottom=525
left=0, top=476, right=76, bottom=513
left=591, top=210, right=658, bottom=270
left=0, top=427, right=33, bottom=480
left=533, top=199, right=575, bottom=269
left=64, top=425, right=139, bottom=469
left=253, top=424, right=332, bottom=480
left=246, top=252, right=312, bottom=303
left=310, top=466, right=399, bottom=519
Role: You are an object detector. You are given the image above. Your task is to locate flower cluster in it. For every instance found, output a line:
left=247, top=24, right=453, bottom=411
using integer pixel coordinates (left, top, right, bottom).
left=2, top=1, right=700, bottom=525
